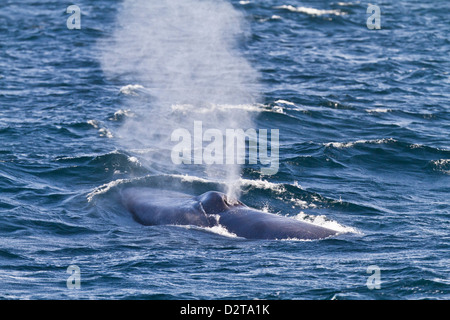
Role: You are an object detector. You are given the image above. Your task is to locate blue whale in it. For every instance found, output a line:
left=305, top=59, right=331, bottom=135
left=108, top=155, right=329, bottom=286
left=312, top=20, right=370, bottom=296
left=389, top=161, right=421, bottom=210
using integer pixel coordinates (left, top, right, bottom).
left=121, top=188, right=338, bottom=240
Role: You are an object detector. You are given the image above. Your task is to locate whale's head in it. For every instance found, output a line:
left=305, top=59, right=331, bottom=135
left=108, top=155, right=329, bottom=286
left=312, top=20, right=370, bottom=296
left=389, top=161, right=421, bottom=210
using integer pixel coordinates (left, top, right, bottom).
left=196, top=191, right=244, bottom=215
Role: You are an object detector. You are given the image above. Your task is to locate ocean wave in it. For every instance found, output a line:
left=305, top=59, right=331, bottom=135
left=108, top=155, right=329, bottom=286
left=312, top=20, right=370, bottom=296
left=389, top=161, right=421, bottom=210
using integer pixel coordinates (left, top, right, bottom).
left=119, top=84, right=145, bottom=96
left=86, top=173, right=210, bottom=203
left=189, top=224, right=241, bottom=239
left=87, top=178, right=133, bottom=202
left=238, top=177, right=287, bottom=194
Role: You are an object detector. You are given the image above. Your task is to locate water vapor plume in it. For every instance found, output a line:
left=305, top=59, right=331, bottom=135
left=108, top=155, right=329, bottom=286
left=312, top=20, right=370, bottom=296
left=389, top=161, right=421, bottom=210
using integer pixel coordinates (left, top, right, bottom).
left=99, top=0, right=262, bottom=198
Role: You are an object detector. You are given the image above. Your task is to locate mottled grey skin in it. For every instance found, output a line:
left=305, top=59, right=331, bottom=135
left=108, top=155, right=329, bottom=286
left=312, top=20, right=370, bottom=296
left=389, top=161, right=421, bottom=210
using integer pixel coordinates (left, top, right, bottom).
left=121, top=188, right=338, bottom=240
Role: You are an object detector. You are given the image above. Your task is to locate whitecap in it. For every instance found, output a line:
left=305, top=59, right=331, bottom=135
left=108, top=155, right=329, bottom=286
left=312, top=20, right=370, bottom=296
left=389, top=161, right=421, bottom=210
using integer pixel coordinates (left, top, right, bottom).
left=204, top=225, right=240, bottom=238
left=324, top=138, right=396, bottom=148
left=275, top=5, right=345, bottom=16
left=430, top=159, right=450, bottom=175
left=98, top=127, right=113, bottom=138
left=87, top=120, right=114, bottom=138
left=366, top=108, right=392, bottom=113
left=274, top=99, right=295, bottom=106
left=87, top=178, right=131, bottom=202
left=128, top=156, right=140, bottom=164
left=238, top=178, right=287, bottom=194
left=288, top=197, right=317, bottom=209
left=119, top=84, right=144, bottom=96
left=171, top=173, right=214, bottom=184
left=271, top=105, right=284, bottom=113
left=294, top=211, right=359, bottom=234
left=109, top=109, right=135, bottom=121
left=87, top=119, right=99, bottom=129
left=336, top=1, right=360, bottom=6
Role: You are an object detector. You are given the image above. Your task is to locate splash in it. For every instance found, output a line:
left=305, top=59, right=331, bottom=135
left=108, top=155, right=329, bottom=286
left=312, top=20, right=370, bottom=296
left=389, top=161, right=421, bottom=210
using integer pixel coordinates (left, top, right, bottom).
left=294, top=212, right=359, bottom=235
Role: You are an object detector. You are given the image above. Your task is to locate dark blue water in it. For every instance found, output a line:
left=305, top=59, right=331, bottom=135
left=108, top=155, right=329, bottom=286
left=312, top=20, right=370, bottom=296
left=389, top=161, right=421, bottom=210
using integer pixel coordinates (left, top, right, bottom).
left=1, top=0, right=449, bottom=299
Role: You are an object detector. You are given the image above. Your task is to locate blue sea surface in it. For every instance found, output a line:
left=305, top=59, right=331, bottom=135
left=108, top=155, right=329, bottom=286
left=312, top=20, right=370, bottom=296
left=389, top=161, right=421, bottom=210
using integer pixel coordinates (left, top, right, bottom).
left=0, top=0, right=449, bottom=299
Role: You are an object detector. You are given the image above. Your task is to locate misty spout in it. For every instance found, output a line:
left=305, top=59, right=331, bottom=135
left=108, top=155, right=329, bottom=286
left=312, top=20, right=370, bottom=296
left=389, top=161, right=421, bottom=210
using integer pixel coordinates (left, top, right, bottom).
left=99, top=0, right=262, bottom=198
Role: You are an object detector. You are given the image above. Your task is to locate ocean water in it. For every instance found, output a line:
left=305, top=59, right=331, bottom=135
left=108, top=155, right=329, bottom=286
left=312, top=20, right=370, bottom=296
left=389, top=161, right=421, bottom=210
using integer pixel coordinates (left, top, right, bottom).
left=0, top=0, right=449, bottom=300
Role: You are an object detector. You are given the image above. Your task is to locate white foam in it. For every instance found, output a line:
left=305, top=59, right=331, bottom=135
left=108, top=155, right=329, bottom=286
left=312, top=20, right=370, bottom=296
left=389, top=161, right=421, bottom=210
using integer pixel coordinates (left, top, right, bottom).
left=119, top=84, right=144, bottom=95
left=288, top=197, right=313, bottom=209
left=430, top=159, right=450, bottom=174
left=294, top=211, right=359, bottom=234
left=366, top=108, right=392, bottom=113
left=171, top=103, right=265, bottom=114
left=291, top=180, right=305, bottom=190
left=409, top=143, right=423, bottom=149
left=87, top=171, right=149, bottom=202
left=432, top=159, right=450, bottom=165
left=205, top=225, right=240, bottom=238
left=87, top=120, right=114, bottom=138
left=275, top=5, right=345, bottom=16
left=128, top=148, right=159, bottom=155
left=99, top=128, right=113, bottom=138
left=324, top=141, right=357, bottom=148
left=272, top=105, right=284, bottom=113
left=87, top=178, right=130, bottom=202
left=109, top=109, right=135, bottom=121
left=128, top=156, right=140, bottom=164
left=324, top=138, right=396, bottom=148
left=171, top=174, right=213, bottom=185
left=272, top=99, right=298, bottom=113
left=87, top=119, right=99, bottom=129
left=279, top=237, right=314, bottom=242
left=239, top=178, right=287, bottom=194
left=257, top=15, right=283, bottom=23
left=336, top=1, right=360, bottom=6
left=274, top=99, right=295, bottom=106
left=181, top=224, right=241, bottom=239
